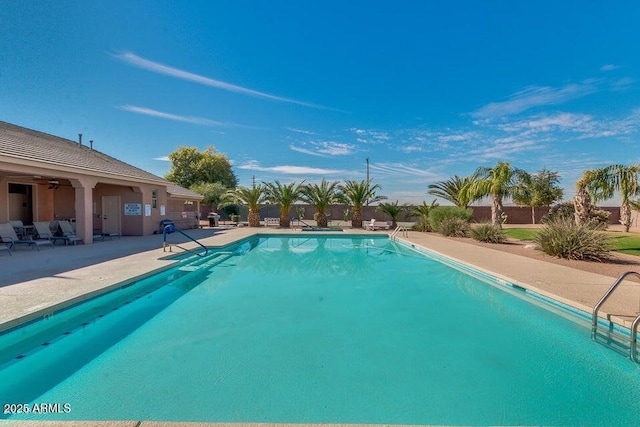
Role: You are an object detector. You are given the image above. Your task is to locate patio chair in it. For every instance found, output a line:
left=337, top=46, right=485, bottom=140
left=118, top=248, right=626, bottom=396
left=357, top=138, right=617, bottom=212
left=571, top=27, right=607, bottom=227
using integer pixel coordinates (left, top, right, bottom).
left=0, top=240, right=11, bottom=256
left=33, top=221, right=67, bottom=245
left=55, top=220, right=83, bottom=245
left=0, top=222, right=53, bottom=251
left=9, top=220, right=26, bottom=239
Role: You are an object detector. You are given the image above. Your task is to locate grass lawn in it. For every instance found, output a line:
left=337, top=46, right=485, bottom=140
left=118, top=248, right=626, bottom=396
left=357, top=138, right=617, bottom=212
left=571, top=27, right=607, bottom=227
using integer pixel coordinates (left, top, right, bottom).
left=504, top=228, right=640, bottom=256
left=503, top=228, right=538, bottom=241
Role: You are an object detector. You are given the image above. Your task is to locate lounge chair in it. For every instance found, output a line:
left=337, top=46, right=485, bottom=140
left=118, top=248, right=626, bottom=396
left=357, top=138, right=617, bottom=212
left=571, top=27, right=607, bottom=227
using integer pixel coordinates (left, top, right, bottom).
left=0, top=222, right=53, bottom=251
left=0, top=240, right=11, bottom=256
left=33, top=221, right=68, bottom=245
left=364, top=218, right=391, bottom=231
left=55, top=220, right=83, bottom=245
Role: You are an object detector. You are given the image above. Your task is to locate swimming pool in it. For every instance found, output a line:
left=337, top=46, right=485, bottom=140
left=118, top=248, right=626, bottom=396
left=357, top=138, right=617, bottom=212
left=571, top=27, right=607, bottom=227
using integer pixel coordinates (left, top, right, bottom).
left=1, top=235, right=640, bottom=425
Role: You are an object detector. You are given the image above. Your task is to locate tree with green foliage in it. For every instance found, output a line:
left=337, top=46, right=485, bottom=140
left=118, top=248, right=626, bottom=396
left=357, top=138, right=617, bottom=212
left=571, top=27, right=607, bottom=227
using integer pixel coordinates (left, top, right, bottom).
left=227, top=185, right=266, bottom=227
left=466, top=162, right=526, bottom=228
left=376, top=201, right=406, bottom=228
left=165, top=146, right=237, bottom=189
left=512, top=168, right=564, bottom=224
left=300, top=179, right=340, bottom=227
left=428, top=173, right=481, bottom=208
left=190, top=182, right=232, bottom=212
left=263, top=181, right=305, bottom=228
left=598, top=164, right=640, bottom=232
left=337, top=180, right=386, bottom=228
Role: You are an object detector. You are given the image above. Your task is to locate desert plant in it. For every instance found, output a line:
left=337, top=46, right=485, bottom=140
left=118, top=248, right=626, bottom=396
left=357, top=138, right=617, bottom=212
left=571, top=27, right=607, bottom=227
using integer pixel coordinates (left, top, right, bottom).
left=409, top=200, right=439, bottom=232
left=227, top=185, right=266, bottom=227
left=471, top=223, right=506, bottom=243
left=428, top=173, right=481, bottom=208
left=263, top=180, right=304, bottom=227
left=466, top=162, right=528, bottom=227
left=300, top=179, right=340, bottom=227
left=428, top=206, right=473, bottom=232
left=337, top=180, right=386, bottom=228
left=376, top=200, right=406, bottom=228
left=439, top=218, right=470, bottom=237
left=535, top=217, right=610, bottom=261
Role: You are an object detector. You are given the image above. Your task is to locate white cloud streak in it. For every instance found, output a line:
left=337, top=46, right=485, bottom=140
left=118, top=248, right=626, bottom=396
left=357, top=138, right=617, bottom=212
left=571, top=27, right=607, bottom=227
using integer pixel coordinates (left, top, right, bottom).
left=601, top=64, right=620, bottom=71
left=121, top=105, right=236, bottom=127
left=114, top=51, right=331, bottom=110
left=238, top=160, right=345, bottom=175
left=472, top=81, right=599, bottom=119
left=289, top=141, right=355, bottom=157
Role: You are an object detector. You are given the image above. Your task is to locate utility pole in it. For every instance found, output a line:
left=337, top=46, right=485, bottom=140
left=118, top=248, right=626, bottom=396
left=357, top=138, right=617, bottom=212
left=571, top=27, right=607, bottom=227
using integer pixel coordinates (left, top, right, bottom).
left=365, top=158, right=370, bottom=221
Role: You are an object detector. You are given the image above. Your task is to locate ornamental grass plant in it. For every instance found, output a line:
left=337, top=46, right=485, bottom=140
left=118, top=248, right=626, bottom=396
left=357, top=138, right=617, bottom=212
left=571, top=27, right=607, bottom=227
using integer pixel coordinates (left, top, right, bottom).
left=534, top=217, right=610, bottom=261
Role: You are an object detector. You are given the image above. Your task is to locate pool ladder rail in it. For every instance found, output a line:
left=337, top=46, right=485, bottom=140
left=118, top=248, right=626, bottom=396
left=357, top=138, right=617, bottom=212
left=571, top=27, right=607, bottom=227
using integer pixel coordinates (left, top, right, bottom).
left=591, top=271, right=640, bottom=361
left=162, top=224, right=208, bottom=257
left=390, top=225, right=408, bottom=240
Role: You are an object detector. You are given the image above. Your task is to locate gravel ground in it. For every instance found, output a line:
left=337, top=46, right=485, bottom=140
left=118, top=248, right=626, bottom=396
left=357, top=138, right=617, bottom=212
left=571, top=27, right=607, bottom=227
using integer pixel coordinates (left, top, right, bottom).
left=447, top=235, right=640, bottom=280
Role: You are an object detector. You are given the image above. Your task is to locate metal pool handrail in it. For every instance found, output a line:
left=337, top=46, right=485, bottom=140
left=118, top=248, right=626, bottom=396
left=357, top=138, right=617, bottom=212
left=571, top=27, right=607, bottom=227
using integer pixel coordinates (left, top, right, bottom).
left=162, top=224, right=208, bottom=257
left=390, top=225, right=408, bottom=240
left=591, top=270, right=640, bottom=360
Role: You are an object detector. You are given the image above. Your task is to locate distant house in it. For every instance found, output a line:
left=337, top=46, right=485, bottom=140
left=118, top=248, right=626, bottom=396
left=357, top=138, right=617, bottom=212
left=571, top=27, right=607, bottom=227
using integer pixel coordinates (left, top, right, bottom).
left=0, top=121, right=203, bottom=243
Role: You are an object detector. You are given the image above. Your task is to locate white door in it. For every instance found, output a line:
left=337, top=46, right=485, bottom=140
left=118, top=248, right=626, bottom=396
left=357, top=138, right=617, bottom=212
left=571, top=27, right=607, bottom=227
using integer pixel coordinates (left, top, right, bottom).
left=102, top=196, right=121, bottom=235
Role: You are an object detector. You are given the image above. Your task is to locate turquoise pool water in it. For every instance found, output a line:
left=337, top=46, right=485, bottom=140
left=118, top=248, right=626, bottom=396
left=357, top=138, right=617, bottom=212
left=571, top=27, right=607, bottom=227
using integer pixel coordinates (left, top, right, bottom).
left=1, top=235, right=640, bottom=425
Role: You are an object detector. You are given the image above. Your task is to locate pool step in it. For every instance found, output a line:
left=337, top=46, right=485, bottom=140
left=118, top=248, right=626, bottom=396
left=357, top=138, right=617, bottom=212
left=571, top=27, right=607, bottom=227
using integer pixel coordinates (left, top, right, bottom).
left=592, top=327, right=632, bottom=357
left=178, top=252, right=233, bottom=272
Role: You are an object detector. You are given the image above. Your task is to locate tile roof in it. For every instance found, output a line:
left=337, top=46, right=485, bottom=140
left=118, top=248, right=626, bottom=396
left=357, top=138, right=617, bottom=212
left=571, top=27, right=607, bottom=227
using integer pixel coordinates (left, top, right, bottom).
left=166, top=184, right=204, bottom=199
left=0, top=121, right=167, bottom=184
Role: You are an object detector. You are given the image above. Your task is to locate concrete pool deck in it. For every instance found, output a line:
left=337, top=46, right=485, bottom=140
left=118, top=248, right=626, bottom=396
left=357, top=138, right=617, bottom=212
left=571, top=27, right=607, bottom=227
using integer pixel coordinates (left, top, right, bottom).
left=1, top=226, right=639, bottom=332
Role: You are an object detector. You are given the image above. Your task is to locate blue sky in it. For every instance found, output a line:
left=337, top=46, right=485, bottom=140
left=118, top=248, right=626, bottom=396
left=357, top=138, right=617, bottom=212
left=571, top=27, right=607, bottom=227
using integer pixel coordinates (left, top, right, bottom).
left=1, top=1, right=639, bottom=205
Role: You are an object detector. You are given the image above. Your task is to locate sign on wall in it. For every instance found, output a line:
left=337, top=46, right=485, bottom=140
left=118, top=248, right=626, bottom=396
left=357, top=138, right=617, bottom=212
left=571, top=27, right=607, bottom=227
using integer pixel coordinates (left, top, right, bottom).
left=124, top=203, right=142, bottom=216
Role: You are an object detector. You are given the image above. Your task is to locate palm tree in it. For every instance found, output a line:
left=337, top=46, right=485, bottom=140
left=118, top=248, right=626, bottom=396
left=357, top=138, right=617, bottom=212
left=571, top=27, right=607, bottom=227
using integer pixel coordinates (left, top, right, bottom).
left=227, top=185, right=266, bottom=227
left=466, top=162, right=525, bottom=228
left=263, top=180, right=304, bottom=228
left=376, top=201, right=406, bottom=228
left=573, top=169, right=600, bottom=226
left=409, top=200, right=439, bottom=231
left=428, top=173, right=481, bottom=208
left=337, top=180, right=386, bottom=228
left=300, top=179, right=340, bottom=227
left=599, top=164, right=640, bottom=232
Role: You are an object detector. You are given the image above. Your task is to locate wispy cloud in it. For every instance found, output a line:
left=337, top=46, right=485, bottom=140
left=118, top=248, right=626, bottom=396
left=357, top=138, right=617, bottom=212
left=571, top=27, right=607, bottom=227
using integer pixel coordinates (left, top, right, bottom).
left=286, top=127, right=316, bottom=135
left=289, top=141, right=355, bottom=157
left=114, top=51, right=333, bottom=110
left=120, top=105, right=238, bottom=127
left=349, top=128, right=391, bottom=144
left=469, top=140, right=543, bottom=160
left=601, top=64, right=620, bottom=72
left=238, top=160, right=345, bottom=175
left=471, top=81, right=599, bottom=119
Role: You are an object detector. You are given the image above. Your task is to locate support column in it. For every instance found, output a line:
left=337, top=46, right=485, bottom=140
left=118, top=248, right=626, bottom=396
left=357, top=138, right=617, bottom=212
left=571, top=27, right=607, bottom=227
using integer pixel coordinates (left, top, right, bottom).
left=69, top=178, right=98, bottom=244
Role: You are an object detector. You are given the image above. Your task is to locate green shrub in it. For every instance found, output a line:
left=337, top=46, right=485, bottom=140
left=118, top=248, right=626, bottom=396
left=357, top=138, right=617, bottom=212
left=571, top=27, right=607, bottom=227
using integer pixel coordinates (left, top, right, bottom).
left=535, top=217, right=610, bottom=261
left=439, top=218, right=470, bottom=237
left=412, top=216, right=432, bottom=232
left=471, top=223, right=506, bottom=243
left=429, top=206, right=473, bottom=232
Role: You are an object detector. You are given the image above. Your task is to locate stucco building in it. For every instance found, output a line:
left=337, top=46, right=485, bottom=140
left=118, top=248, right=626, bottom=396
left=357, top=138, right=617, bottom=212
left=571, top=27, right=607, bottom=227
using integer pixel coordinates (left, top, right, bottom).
left=0, top=121, right=202, bottom=244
